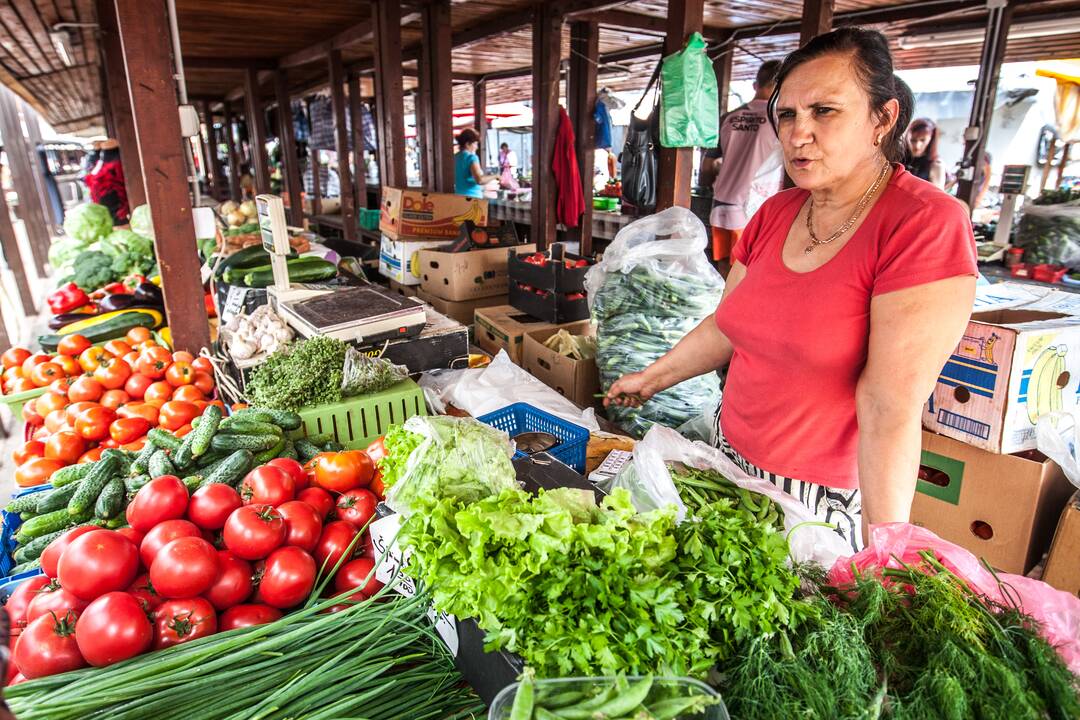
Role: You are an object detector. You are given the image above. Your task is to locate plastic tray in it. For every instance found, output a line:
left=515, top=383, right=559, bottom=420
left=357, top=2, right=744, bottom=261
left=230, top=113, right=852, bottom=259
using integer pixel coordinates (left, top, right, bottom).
left=488, top=676, right=729, bottom=720
left=0, top=385, right=46, bottom=419
left=291, top=379, right=427, bottom=450
left=0, top=484, right=54, bottom=578
left=477, top=403, right=589, bottom=472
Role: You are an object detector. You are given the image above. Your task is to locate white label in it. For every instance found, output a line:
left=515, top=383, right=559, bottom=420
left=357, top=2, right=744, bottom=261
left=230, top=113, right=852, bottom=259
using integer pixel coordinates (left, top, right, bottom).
left=222, top=285, right=247, bottom=322
left=428, top=609, right=459, bottom=656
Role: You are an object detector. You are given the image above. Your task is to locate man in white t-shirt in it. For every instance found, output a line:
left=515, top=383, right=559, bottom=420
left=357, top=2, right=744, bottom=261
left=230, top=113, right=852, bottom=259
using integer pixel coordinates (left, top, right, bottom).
left=706, top=60, right=784, bottom=276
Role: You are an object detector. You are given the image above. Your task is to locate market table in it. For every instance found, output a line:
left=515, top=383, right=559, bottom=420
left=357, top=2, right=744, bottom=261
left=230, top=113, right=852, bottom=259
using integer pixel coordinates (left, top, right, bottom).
left=487, top=197, right=633, bottom=241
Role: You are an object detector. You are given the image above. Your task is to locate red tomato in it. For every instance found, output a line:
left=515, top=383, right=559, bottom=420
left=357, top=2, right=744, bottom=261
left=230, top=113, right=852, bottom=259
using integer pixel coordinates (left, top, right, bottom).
left=335, top=489, right=378, bottom=530
left=223, top=505, right=286, bottom=561
left=77, top=347, right=110, bottom=374
left=171, top=385, right=204, bottom=403
left=53, top=355, right=80, bottom=378
left=164, top=361, right=195, bottom=387
left=2, top=347, right=30, bottom=369
left=46, top=376, right=76, bottom=396
left=135, top=347, right=172, bottom=380
left=267, top=458, right=307, bottom=490
left=152, top=597, right=217, bottom=650
left=218, top=604, right=282, bottom=631
left=21, top=353, right=50, bottom=377
left=67, top=376, right=103, bottom=403
left=365, top=437, right=387, bottom=464
left=158, top=400, right=199, bottom=431
left=333, top=557, right=384, bottom=598
left=64, top=401, right=96, bottom=424
left=239, top=466, right=295, bottom=506
left=314, top=521, right=361, bottom=573
left=110, top=417, right=151, bottom=444
left=43, top=431, right=86, bottom=465
left=99, top=389, right=130, bottom=410
left=296, top=487, right=335, bottom=521
left=74, top=406, right=116, bottom=442
left=5, top=576, right=51, bottom=628
left=143, top=381, right=173, bottom=407
left=116, top=527, right=144, bottom=546
left=370, top=473, right=385, bottom=499
left=150, top=537, right=219, bottom=599
left=12, top=440, right=45, bottom=466
left=14, top=611, right=86, bottom=678
left=41, top=525, right=102, bottom=578
left=172, top=351, right=195, bottom=363
left=14, top=457, right=64, bottom=487
left=124, top=372, right=153, bottom=400
left=191, top=357, right=213, bottom=374
left=55, top=335, right=91, bottom=358
left=92, top=357, right=132, bottom=390
left=74, top=592, right=153, bottom=666
left=276, top=500, right=323, bottom=553
left=26, top=581, right=89, bottom=624
left=139, top=519, right=201, bottom=569
left=192, top=371, right=215, bottom=395
left=310, top=451, right=374, bottom=494
left=188, top=483, right=243, bottom=531
left=127, top=573, right=163, bottom=611
left=34, top=390, right=68, bottom=418
left=44, top=408, right=70, bottom=434
left=77, top=448, right=103, bottom=464
left=117, top=402, right=159, bottom=425
left=203, top=551, right=253, bottom=611
left=102, top=340, right=133, bottom=358
left=57, top=530, right=140, bottom=601
left=126, top=475, right=189, bottom=533
left=126, top=326, right=152, bottom=345
left=29, top=362, right=64, bottom=388
left=20, top=396, right=44, bottom=425
left=254, top=547, right=316, bottom=609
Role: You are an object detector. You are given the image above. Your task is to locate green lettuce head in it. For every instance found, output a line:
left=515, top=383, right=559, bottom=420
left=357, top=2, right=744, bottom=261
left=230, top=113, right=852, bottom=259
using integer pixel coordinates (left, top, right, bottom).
left=62, top=203, right=113, bottom=243
left=130, top=204, right=153, bottom=239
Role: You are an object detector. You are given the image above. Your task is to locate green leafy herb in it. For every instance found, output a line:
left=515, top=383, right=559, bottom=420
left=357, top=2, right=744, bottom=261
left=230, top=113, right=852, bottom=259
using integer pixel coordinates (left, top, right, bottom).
left=245, top=336, right=347, bottom=412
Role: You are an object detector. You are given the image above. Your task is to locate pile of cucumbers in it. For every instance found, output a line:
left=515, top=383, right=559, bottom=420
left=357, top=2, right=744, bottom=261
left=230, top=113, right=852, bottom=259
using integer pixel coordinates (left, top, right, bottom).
left=3, top=405, right=346, bottom=577
left=215, top=245, right=338, bottom=289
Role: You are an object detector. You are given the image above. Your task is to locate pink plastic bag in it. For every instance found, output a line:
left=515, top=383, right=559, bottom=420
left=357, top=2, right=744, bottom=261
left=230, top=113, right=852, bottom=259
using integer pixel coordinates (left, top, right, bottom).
left=829, top=522, right=1080, bottom=675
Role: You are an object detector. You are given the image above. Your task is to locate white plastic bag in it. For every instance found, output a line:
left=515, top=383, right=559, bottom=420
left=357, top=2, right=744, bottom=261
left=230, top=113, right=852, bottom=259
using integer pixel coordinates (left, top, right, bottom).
left=1015, top=201, right=1080, bottom=266
left=1036, top=411, right=1080, bottom=489
left=612, top=425, right=852, bottom=567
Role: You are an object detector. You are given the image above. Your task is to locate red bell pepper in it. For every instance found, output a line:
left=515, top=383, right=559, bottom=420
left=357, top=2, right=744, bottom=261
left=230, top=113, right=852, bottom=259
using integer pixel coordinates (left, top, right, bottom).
left=102, top=282, right=128, bottom=295
left=46, top=282, right=90, bottom=315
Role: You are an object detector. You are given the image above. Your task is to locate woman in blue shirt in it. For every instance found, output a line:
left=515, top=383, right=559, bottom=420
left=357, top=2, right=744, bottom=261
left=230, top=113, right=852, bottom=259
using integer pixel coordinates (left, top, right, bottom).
left=454, top=128, right=497, bottom=198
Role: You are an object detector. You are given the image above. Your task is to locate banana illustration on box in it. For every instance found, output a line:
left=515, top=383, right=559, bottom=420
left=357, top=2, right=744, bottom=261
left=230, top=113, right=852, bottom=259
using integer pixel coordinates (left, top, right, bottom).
left=1026, top=344, right=1068, bottom=424
left=451, top=202, right=486, bottom=224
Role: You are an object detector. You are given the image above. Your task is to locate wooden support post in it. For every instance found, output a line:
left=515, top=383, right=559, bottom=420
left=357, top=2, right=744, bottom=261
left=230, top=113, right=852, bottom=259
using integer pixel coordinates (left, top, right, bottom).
left=474, top=80, right=488, bottom=162
left=713, top=47, right=733, bottom=117
left=275, top=71, right=303, bottom=226
left=656, top=0, right=704, bottom=211
left=0, top=88, right=50, bottom=274
left=799, top=0, right=835, bottom=46
left=0, top=160, right=35, bottom=313
left=1057, top=142, right=1072, bottom=189
left=114, top=0, right=210, bottom=354
left=372, top=0, right=406, bottom=188
left=329, top=50, right=358, bottom=241
left=223, top=102, right=242, bottom=201
left=205, top=104, right=226, bottom=202
left=348, top=74, right=367, bottom=210
left=22, top=104, right=58, bottom=236
left=531, top=5, right=562, bottom=250
left=568, top=21, right=598, bottom=255
left=245, top=68, right=271, bottom=195
left=96, top=0, right=145, bottom=209
left=309, top=142, right=322, bottom=217
left=418, top=0, right=454, bottom=192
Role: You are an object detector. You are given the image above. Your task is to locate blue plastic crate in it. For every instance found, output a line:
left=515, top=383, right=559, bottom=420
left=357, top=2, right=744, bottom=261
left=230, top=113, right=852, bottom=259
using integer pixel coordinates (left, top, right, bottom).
left=0, top=570, right=45, bottom=603
left=477, top=403, right=589, bottom=472
left=1, top=484, right=53, bottom=578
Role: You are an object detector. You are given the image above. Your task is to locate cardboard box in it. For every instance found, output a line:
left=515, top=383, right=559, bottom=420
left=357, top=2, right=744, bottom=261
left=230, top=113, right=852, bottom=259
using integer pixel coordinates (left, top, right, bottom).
left=416, top=287, right=506, bottom=326
left=924, top=305, right=1080, bottom=454
left=521, top=321, right=599, bottom=407
left=419, top=243, right=536, bottom=301
left=379, top=236, right=445, bottom=286
left=1043, top=492, right=1080, bottom=597
left=379, top=187, right=488, bottom=240
left=474, top=305, right=566, bottom=365
left=386, top=279, right=419, bottom=298
left=912, top=430, right=1073, bottom=574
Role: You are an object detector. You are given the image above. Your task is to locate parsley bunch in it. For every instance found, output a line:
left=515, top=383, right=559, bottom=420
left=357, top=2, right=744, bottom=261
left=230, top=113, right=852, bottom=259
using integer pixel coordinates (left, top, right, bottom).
left=245, top=336, right=348, bottom=412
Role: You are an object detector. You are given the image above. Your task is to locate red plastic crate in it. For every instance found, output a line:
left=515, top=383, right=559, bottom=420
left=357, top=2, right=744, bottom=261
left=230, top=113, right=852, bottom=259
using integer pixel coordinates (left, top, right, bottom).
left=1033, top=264, right=1067, bottom=284
left=1010, top=263, right=1033, bottom=279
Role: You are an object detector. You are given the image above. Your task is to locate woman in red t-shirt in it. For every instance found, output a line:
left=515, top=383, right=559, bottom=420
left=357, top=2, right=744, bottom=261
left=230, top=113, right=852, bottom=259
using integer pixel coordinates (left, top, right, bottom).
left=607, top=28, right=977, bottom=550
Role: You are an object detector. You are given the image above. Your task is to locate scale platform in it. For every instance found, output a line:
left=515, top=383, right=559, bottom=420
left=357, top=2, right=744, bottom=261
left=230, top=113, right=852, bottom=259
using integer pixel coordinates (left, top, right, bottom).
left=276, top=285, right=427, bottom=345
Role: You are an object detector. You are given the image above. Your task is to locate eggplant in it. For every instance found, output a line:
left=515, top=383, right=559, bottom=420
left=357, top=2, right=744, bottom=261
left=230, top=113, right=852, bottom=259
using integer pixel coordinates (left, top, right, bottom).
left=132, top=282, right=164, bottom=306
left=98, top=293, right=141, bottom=312
left=49, top=312, right=98, bottom=331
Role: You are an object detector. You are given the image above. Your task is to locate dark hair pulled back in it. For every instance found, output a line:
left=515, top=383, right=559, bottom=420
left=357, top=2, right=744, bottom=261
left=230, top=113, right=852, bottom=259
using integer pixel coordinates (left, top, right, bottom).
left=767, top=26, right=914, bottom=164
left=456, top=127, right=479, bottom=149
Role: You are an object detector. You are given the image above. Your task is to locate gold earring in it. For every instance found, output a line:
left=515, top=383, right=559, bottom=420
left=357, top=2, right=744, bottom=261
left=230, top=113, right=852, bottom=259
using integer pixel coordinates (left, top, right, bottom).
left=873, top=136, right=881, bottom=146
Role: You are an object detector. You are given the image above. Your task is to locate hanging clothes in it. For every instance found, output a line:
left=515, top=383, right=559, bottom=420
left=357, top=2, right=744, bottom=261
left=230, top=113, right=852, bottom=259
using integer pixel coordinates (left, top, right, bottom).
left=594, top=98, right=613, bottom=150
left=84, top=147, right=129, bottom=224
left=553, top=106, right=585, bottom=228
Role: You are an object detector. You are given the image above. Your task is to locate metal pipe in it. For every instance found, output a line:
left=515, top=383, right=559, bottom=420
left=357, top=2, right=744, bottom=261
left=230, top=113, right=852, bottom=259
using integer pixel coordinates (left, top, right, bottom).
left=165, top=0, right=201, bottom=205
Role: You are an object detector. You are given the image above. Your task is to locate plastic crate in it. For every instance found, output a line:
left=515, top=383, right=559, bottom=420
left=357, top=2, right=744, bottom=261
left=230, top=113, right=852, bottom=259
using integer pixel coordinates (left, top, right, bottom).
left=0, top=385, right=46, bottom=419
left=477, top=403, right=589, bottom=472
left=509, top=281, right=590, bottom=324
left=1, top=484, right=54, bottom=578
left=291, top=379, right=427, bottom=450
left=1033, top=264, right=1067, bottom=284
left=359, top=208, right=381, bottom=231
left=507, top=243, right=592, bottom=294
left=489, top=676, right=728, bottom=720
left=0, top=569, right=45, bottom=603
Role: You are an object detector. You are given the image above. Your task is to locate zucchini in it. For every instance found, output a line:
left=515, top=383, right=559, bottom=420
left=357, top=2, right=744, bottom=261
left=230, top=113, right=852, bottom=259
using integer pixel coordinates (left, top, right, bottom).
left=214, top=245, right=296, bottom=280
left=294, top=439, right=323, bottom=463
left=130, top=442, right=158, bottom=476
left=241, top=258, right=337, bottom=288
left=67, top=453, right=120, bottom=518
left=204, top=450, right=253, bottom=486
left=50, top=463, right=95, bottom=488
left=35, top=482, right=81, bottom=514
left=16, top=510, right=76, bottom=544
left=94, top=477, right=125, bottom=520
left=5, top=492, right=45, bottom=515
left=253, top=437, right=286, bottom=464
left=219, top=419, right=282, bottom=436
left=225, top=408, right=275, bottom=424
left=262, top=409, right=303, bottom=431
left=191, top=405, right=222, bottom=457
left=13, top=529, right=66, bottom=563
left=38, top=309, right=162, bottom=351
left=148, top=449, right=178, bottom=478
left=11, top=559, right=42, bottom=576
left=125, top=475, right=151, bottom=494
left=147, top=428, right=182, bottom=452
left=210, top=433, right=279, bottom=452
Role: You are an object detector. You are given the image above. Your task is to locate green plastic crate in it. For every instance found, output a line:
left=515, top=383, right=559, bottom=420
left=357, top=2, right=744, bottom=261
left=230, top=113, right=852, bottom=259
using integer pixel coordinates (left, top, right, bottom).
left=0, top=386, right=46, bottom=419
left=359, top=208, right=381, bottom=232
left=292, top=379, right=427, bottom=449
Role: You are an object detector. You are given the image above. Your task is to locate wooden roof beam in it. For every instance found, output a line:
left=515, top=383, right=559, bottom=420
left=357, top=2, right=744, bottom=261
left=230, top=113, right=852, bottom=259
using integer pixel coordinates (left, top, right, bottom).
left=577, top=9, right=728, bottom=42
left=278, top=12, right=421, bottom=69
left=184, top=57, right=277, bottom=70
left=731, top=0, right=985, bottom=39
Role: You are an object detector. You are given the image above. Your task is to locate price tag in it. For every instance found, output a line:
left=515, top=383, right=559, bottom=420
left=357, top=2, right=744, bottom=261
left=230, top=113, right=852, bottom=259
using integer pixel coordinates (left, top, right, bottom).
left=221, top=285, right=247, bottom=323
left=428, top=609, right=459, bottom=656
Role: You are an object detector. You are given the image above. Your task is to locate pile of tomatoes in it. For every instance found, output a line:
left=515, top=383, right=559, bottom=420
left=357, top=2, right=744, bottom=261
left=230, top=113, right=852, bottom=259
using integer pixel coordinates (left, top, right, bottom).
left=6, top=450, right=385, bottom=683
left=7, top=328, right=220, bottom=488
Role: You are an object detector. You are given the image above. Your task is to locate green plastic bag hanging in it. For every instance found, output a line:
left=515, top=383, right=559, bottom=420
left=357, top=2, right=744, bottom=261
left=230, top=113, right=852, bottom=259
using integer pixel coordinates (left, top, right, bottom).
left=660, top=32, right=719, bottom=148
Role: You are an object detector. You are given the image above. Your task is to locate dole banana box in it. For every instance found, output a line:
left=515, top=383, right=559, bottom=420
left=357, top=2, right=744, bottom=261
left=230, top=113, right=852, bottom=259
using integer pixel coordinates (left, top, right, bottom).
left=379, top=187, right=488, bottom=240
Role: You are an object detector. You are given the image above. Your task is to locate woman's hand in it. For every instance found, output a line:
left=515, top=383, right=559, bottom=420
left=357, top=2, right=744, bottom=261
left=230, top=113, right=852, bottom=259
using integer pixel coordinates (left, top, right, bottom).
left=605, top=371, right=659, bottom=408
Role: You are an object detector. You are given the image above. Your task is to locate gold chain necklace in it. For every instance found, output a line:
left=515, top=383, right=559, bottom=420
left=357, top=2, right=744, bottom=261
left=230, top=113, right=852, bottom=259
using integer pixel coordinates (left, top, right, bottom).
left=804, top=161, right=891, bottom=254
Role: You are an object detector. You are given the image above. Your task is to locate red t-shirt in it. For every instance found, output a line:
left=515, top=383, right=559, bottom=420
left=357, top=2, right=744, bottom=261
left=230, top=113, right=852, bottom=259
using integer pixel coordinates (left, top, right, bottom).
left=715, top=165, right=977, bottom=489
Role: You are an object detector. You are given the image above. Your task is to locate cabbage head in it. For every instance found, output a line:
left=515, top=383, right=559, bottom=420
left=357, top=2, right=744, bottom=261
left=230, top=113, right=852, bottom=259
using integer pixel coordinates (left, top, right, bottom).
left=62, top=203, right=113, bottom=243
left=130, top=204, right=153, bottom=239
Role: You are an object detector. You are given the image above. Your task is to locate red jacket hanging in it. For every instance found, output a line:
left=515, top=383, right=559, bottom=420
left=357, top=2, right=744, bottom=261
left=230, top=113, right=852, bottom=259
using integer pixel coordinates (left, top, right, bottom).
left=553, top=106, right=584, bottom=228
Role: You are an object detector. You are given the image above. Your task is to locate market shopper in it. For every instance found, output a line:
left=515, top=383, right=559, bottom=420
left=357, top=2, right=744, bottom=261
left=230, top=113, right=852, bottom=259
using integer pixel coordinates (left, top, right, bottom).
left=454, top=128, right=497, bottom=198
left=607, top=28, right=977, bottom=551
left=903, top=117, right=945, bottom=188
left=498, top=142, right=520, bottom=191
left=704, top=60, right=785, bottom=277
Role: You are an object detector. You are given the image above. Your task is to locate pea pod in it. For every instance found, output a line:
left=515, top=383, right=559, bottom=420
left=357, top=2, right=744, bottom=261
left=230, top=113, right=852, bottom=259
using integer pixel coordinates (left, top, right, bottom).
left=509, top=668, right=535, bottom=720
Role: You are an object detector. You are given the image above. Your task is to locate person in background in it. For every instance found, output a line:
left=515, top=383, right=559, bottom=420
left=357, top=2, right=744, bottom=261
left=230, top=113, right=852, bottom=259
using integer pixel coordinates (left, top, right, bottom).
left=454, top=128, right=497, bottom=198
left=498, top=142, right=519, bottom=191
left=83, top=139, right=128, bottom=224
left=903, top=118, right=944, bottom=188
left=705, top=60, right=785, bottom=277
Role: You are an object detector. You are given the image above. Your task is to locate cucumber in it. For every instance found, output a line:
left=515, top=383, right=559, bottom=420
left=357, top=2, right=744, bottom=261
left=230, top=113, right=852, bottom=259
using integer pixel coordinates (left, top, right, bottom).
left=210, top=433, right=279, bottom=452
left=253, top=437, right=286, bottom=464
left=50, top=463, right=95, bottom=488
left=204, top=450, right=253, bottom=486
left=129, top=441, right=158, bottom=476
left=16, top=510, right=76, bottom=544
left=67, top=454, right=120, bottom=518
left=35, top=482, right=81, bottom=514
left=148, top=450, right=178, bottom=478
left=182, top=475, right=204, bottom=493
left=227, top=408, right=275, bottom=424
left=125, top=475, right=151, bottom=494
left=13, top=529, right=66, bottom=563
left=147, top=428, right=182, bottom=452
left=322, top=441, right=345, bottom=452
left=242, top=258, right=337, bottom=288
left=94, top=477, right=125, bottom=520
left=191, top=405, right=222, bottom=457
left=305, top=432, right=335, bottom=446
left=105, top=515, right=128, bottom=529
left=280, top=439, right=298, bottom=461
left=294, top=439, right=322, bottom=463
left=214, top=245, right=293, bottom=279
left=195, top=449, right=229, bottom=469
left=262, top=409, right=303, bottom=431
left=173, top=431, right=198, bottom=470
left=11, top=559, right=42, bottom=576
left=219, top=419, right=282, bottom=436
left=5, top=492, right=45, bottom=515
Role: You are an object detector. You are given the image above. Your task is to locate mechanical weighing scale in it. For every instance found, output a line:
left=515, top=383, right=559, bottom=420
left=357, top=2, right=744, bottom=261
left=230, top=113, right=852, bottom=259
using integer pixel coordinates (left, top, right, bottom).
left=977, top=165, right=1031, bottom=263
left=257, top=194, right=427, bottom=344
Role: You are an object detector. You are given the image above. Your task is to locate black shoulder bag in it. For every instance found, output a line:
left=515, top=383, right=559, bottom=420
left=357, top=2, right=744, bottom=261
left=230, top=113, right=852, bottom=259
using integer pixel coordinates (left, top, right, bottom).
left=619, top=61, right=662, bottom=212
